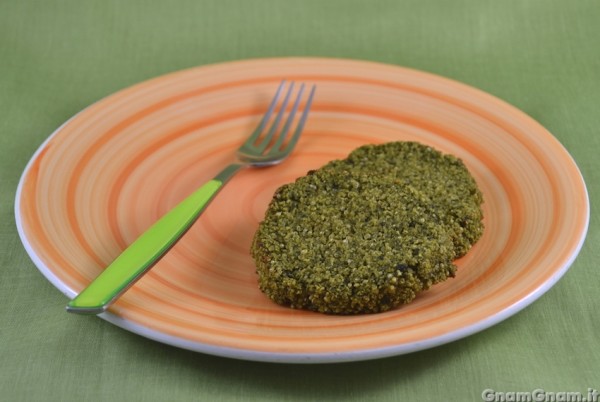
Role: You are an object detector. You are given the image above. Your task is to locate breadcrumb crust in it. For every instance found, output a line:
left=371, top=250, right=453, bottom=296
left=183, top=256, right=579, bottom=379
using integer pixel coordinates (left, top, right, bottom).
left=251, top=142, right=484, bottom=314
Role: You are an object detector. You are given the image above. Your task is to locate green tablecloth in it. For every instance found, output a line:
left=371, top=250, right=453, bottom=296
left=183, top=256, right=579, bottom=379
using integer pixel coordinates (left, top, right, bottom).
left=2, top=1, right=598, bottom=400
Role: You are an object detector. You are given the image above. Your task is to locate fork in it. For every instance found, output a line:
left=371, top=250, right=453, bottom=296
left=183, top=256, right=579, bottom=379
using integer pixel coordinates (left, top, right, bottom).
left=66, top=81, right=316, bottom=314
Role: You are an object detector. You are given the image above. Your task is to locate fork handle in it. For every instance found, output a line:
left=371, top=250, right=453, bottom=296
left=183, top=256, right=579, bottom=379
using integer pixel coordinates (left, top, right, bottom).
left=66, top=164, right=242, bottom=314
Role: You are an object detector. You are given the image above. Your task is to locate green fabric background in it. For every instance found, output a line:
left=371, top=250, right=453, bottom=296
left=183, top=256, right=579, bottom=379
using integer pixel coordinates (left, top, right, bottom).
left=1, top=0, right=598, bottom=401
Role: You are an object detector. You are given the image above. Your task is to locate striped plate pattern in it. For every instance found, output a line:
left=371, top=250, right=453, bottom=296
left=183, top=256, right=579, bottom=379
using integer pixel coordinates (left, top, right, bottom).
left=16, top=58, right=589, bottom=363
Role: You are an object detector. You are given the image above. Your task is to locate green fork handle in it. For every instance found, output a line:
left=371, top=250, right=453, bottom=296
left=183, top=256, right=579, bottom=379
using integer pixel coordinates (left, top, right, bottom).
left=66, top=164, right=242, bottom=314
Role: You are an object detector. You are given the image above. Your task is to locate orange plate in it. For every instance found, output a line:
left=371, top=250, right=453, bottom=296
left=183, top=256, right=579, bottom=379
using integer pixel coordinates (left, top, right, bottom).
left=15, top=58, right=589, bottom=363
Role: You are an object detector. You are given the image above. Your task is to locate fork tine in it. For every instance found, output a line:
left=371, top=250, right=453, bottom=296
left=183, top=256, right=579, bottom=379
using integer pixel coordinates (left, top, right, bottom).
left=272, top=83, right=305, bottom=150
left=280, top=84, right=316, bottom=153
left=246, top=80, right=286, bottom=144
left=254, top=82, right=295, bottom=153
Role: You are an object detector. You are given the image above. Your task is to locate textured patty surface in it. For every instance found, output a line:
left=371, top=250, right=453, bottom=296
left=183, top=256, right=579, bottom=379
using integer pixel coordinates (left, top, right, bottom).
left=251, top=141, right=484, bottom=314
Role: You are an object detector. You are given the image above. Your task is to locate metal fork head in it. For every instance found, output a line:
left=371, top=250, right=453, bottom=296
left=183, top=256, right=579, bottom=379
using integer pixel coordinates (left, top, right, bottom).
left=237, top=81, right=316, bottom=166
